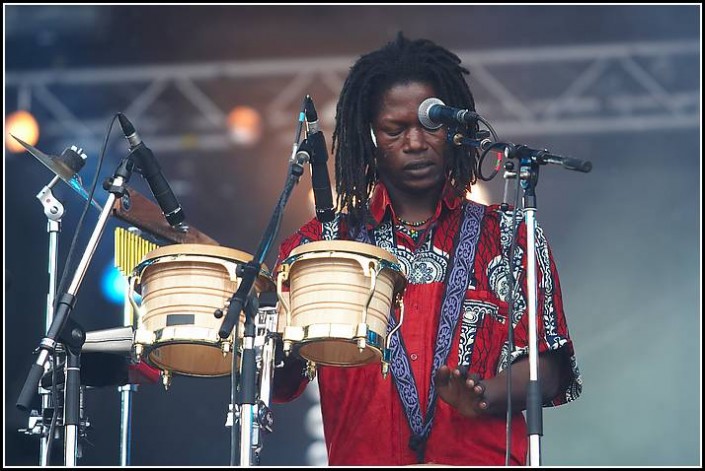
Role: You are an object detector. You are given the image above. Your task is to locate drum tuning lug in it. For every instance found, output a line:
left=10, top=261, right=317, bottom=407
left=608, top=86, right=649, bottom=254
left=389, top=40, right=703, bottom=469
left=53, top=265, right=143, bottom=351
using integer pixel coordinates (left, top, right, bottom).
left=357, top=338, right=367, bottom=351
left=355, top=324, right=368, bottom=352
left=382, top=362, right=389, bottom=379
left=283, top=340, right=292, bottom=356
left=161, top=371, right=172, bottom=390
left=221, top=342, right=231, bottom=355
left=304, top=361, right=317, bottom=381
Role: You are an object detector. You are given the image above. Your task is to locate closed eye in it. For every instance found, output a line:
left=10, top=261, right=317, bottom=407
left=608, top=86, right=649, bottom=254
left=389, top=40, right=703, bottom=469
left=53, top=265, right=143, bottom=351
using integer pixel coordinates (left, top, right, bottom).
left=383, top=128, right=404, bottom=137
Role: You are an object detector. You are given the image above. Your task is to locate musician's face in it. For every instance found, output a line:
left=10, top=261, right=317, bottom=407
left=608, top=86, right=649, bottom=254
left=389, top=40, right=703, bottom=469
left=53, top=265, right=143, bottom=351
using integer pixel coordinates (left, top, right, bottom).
left=371, top=81, right=449, bottom=197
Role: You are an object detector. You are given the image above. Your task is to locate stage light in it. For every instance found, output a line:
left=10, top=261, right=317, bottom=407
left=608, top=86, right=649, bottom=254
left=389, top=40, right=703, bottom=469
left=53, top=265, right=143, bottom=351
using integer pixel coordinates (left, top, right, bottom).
left=101, top=262, right=127, bottom=305
left=5, top=110, right=40, bottom=153
left=227, top=105, right=263, bottom=146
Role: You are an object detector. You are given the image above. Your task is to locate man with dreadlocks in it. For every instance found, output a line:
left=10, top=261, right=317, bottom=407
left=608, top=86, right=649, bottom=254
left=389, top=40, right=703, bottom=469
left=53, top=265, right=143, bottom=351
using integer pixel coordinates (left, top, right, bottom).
left=272, top=33, right=581, bottom=466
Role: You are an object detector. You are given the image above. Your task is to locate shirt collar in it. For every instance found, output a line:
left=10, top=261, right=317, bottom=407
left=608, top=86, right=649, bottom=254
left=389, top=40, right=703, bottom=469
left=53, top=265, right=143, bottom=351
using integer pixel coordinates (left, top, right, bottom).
left=367, top=180, right=463, bottom=227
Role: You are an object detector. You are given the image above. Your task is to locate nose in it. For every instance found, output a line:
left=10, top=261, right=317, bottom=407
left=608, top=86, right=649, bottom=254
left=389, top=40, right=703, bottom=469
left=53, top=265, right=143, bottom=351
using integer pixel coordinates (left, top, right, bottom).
left=404, top=126, right=429, bottom=152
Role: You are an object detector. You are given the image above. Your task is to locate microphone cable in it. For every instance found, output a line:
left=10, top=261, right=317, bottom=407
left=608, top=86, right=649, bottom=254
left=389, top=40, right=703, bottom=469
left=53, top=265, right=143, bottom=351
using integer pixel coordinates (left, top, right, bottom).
left=475, top=116, right=502, bottom=182
left=501, top=165, right=524, bottom=466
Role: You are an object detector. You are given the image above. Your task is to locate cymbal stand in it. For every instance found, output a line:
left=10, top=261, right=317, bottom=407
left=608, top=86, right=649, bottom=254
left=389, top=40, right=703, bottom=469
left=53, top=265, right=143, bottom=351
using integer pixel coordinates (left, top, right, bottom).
left=19, top=175, right=64, bottom=465
left=17, top=154, right=136, bottom=465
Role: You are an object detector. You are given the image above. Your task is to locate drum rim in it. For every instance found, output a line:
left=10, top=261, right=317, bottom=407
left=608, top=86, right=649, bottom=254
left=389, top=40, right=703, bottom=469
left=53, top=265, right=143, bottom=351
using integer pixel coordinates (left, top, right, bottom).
left=288, top=240, right=400, bottom=265
left=143, top=330, right=233, bottom=377
left=137, top=243, right=273, bottom=279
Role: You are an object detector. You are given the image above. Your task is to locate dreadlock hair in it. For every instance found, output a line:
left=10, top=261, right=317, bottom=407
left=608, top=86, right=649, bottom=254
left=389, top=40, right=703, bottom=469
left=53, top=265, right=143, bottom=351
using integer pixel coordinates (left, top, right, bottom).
left=332, top=32, right=479, bottom=227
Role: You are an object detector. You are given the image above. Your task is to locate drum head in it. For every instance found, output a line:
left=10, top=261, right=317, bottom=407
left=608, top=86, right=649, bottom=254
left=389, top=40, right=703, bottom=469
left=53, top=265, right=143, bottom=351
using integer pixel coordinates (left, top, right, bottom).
left=148, top=342, right=233, bottom=377
left=297, top=338, right=381, bottom=366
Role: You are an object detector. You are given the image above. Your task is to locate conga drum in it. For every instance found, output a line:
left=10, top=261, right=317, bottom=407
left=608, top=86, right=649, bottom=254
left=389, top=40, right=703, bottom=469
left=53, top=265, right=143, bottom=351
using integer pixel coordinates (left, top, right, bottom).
left=276, top=240, right=406, bottom=376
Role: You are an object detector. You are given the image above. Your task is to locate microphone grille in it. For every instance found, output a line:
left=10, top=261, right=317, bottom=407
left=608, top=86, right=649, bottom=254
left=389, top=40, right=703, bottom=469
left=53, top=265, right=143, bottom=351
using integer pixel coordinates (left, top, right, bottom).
left=117, top=112, right=135, bottom=136
left=418, top=97, right=445, bottom=130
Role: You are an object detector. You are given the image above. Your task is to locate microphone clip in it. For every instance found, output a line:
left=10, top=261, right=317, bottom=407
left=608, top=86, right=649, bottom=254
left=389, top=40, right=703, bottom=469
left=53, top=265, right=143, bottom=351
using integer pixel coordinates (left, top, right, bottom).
left=293, top=139, right=312, bottom=166
left=449, top=128, right=492, bottom=151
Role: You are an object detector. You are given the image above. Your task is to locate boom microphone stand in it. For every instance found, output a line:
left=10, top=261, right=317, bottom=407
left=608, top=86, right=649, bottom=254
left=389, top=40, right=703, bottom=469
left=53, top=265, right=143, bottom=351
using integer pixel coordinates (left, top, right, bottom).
left=453, top=120, right=591, bottom=466
left=499, top=143, right=591, bottom=466
left=220, top=154, right=307, bottom=466
left=217, top=104, right=308, bottom=466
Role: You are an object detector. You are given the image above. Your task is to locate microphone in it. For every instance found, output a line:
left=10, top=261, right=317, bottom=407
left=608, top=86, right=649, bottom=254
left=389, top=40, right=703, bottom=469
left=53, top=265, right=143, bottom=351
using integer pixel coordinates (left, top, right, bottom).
left=117, top=113, right=185, bottom=228
left=418, top=97, right=479, bottom=129
left=11, top=135, right=103, bottom=211
left=303, top=95, right=335, bottom=223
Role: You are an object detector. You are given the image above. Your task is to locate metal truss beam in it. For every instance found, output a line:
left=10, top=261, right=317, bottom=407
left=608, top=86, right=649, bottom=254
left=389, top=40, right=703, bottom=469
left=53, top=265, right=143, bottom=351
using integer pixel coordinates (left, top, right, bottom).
left=6, top=39, right=699, bottom=153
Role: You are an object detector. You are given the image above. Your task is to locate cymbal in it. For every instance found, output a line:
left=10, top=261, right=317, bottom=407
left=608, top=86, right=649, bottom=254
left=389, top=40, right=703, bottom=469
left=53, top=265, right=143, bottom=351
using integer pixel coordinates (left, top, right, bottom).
left=12, top=134, right=102, bottom=212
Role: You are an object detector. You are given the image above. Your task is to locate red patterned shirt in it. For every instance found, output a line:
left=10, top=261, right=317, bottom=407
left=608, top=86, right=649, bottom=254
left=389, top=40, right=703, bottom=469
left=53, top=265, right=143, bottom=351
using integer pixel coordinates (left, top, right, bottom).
left=274, top=182, right=581, bottom=466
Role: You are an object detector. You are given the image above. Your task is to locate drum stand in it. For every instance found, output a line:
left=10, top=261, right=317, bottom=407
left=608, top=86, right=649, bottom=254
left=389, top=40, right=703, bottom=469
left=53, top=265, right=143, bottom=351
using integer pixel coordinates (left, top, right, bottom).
left=226, top=296, right=279, bottom=465
left=17, top=152, right=137, bottom=465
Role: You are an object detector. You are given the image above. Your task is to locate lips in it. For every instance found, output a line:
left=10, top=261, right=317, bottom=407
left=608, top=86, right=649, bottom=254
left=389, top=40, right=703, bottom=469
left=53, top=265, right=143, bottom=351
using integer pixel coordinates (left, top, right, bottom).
left=403, top=160, right=434, bottom=171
